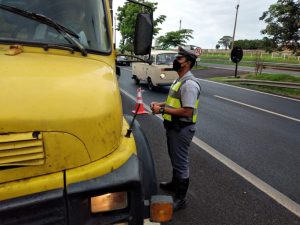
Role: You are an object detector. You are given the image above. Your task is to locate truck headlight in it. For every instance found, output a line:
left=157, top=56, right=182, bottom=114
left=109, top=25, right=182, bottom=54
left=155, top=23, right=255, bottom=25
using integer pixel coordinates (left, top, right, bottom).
left=160, top=73, right=166, bottom=79
left=91, top=192, right=128, bottom=213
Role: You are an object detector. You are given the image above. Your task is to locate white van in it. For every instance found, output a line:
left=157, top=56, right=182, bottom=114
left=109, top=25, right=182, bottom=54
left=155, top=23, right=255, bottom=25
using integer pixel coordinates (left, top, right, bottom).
left=132, top=50, right=178, bottom=90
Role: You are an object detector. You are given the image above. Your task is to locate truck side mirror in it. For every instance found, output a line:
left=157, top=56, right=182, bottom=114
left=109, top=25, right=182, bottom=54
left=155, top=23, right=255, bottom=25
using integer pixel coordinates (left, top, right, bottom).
left=134, top=13, right=153, bottom=56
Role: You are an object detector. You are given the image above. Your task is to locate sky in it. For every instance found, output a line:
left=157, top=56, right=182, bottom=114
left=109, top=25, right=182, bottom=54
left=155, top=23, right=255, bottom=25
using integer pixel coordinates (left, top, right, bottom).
left=112, top=0, right=277, bottom=49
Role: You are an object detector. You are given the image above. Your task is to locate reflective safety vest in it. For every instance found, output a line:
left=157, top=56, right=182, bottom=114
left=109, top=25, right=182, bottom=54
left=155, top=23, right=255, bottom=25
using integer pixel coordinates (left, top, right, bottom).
left=163, top=75, right=201, bottom=123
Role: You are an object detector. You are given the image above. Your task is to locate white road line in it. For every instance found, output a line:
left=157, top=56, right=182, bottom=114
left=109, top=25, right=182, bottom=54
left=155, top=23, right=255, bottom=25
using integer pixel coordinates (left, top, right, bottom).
left=121, top=88, right=146, bottom=107
left=214, top=95, right=300, bottom=123
left=192, top=137, right=300, bottom=218
left=121, top=67, right=132, bottom=73
left=199, top=78, right=300, bottom=102
left=120, top=88, right=300, bottom=218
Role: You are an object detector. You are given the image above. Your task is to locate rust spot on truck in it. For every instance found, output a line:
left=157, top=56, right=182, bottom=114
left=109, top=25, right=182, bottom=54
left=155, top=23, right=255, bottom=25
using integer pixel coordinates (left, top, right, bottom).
left=5, top=45, right=23, bottom=56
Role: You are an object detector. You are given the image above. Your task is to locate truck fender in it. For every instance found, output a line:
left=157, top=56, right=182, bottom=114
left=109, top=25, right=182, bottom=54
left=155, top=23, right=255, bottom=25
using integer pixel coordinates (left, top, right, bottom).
left=124, top=115, right=158, bottom=200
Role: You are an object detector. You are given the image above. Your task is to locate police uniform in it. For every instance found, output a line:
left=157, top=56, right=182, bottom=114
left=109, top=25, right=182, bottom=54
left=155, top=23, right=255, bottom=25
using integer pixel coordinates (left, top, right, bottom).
left=163, top=71, right=201, bottom=179
left=160, top=47, right=201, bottom=211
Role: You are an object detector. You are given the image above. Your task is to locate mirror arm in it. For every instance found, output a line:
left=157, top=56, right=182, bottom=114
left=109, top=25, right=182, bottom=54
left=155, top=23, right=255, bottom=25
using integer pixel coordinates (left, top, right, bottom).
left=117, top=54, right=153, bottom=65
left=147, top=12, right=153, bottom=64
left=126, top=0, right=153, bottom=12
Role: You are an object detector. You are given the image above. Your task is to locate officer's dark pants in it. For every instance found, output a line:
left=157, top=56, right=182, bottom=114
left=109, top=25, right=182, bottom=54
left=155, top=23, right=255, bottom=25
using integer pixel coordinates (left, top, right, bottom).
left=166, top=124, right=196, bottom=179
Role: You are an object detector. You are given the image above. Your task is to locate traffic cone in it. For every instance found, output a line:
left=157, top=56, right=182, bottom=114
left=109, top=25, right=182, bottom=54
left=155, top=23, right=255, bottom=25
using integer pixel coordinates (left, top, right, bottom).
left=132, top=87, right=148, bottom=114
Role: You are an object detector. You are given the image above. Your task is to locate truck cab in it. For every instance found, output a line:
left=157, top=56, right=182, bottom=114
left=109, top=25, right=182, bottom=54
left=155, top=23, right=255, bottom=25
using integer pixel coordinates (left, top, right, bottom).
left=0, top=0, right=172, bottom=224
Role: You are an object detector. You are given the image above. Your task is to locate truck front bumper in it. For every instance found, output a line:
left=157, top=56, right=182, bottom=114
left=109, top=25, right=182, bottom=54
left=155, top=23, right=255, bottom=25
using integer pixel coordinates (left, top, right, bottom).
left=67, top=155, right=145, bottom=225
left=0, top=155, right=149, bottom=225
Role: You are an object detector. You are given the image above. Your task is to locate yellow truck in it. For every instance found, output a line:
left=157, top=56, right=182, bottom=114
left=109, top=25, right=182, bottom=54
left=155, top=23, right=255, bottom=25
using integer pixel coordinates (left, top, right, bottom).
left=0, top=0, right=172, bottom=224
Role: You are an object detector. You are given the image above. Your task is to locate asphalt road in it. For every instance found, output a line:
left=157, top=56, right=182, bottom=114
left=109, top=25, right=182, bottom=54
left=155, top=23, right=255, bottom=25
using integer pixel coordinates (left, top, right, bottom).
left=118, top=66, right=300, bottom=225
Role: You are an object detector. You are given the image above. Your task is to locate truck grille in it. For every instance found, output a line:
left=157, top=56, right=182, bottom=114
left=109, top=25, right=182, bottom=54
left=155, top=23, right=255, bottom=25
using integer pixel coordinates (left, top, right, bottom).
left=0, top=189, right=66, bottom=225
left=0, top=132, right=45, bottom=167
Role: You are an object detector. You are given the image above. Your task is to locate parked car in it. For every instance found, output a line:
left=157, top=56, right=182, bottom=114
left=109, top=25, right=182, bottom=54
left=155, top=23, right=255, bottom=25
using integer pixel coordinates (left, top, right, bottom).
left=132, top=50, right=178, bottom=90
left=116, top=56, right=130, bottom=66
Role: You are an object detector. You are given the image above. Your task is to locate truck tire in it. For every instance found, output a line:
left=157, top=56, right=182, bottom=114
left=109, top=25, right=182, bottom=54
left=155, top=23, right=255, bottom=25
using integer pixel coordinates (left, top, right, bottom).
left=124, top=115, right=158, bottom=200
left=132, top=75, right=140, bottom=85
left=147, top=78, right=154, bottom=91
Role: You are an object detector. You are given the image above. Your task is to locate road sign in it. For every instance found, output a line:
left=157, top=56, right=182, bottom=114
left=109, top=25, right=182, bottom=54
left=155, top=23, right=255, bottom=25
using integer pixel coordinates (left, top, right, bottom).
left=194, top=47, right=202, bottom=56
left=231, top=46, right=243, bottom=63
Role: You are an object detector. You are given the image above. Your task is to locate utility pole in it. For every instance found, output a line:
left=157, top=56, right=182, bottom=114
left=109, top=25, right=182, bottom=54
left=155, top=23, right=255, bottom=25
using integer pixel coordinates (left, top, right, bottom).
left=179, top=17, right=182, bottom=30
left=231, top=0, right=240, bottom=50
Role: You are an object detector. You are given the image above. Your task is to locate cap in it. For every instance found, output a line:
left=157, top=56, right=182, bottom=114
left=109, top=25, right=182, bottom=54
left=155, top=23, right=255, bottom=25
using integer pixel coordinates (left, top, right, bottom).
left=176, top=46, right=198, bottom=60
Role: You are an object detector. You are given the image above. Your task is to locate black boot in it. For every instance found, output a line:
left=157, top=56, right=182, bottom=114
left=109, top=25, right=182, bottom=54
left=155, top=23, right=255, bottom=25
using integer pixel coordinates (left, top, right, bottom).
left=173, top=178, right=189, bottom=211
left=160, top=176, right=177, bottom=192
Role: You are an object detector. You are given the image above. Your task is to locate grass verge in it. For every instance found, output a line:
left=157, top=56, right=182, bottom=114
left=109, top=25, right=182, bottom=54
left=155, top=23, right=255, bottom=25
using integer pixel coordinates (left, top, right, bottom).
left=245, top=73, right=300, bottom=83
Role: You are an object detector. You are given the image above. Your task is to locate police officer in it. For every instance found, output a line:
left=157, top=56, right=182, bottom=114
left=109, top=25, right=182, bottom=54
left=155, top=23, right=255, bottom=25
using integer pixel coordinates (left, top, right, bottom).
left=151, top=46, right=201, bottom=211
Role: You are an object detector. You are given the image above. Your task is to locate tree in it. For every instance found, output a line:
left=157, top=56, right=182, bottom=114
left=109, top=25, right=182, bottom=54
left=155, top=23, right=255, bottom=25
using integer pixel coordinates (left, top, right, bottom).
left=218, top=36, right=232, bottom=50
left=233, top=39, right=278, bottom=52
left=116, top=1, right=166, bottom=53
left=216, top=44, right=221, bottom=49
left=262, top=37, right=279, bottom=53
left=260, top=0, right=300, bottom=55
left=157, top=29, right=194, bottom=49
left=234, top=39, right=265, bottom=50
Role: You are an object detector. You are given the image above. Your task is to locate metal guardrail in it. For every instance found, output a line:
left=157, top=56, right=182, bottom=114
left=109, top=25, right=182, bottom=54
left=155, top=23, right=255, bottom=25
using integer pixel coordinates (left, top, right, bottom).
left=256, top=62, right=300, bottom=74
left=225, top=79, right=300, bottom=89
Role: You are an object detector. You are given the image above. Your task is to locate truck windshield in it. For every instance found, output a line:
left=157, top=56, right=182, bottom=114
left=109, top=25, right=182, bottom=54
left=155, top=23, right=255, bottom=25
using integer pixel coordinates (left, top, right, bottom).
left=0, top=0, right=110, bottom=53
left=156, top=53, right=176, bottom=65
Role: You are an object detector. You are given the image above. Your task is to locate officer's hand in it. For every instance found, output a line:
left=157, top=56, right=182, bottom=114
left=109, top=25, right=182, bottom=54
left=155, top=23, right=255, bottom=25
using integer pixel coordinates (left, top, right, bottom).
left=150, top=102, right=158, bottom=110
left=152, top=105, right=160, bottom=114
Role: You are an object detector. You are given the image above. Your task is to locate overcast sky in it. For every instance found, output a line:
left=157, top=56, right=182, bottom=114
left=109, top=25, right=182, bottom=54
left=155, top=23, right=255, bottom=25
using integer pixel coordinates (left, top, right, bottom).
left=113, top=0, right=277, bottom=49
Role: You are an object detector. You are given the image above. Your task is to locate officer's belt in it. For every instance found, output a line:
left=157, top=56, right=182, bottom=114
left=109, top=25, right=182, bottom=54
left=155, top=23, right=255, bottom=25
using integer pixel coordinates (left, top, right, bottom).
left=163, top=120, right=194, bottom=130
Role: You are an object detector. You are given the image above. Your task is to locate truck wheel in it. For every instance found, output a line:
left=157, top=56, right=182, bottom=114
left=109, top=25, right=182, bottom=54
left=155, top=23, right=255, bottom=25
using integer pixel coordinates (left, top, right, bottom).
left=124, top=115, right=158, bottom=200
left=147, top=78, right=154, bottom=91
left=133, top=76, right=140, bottom=85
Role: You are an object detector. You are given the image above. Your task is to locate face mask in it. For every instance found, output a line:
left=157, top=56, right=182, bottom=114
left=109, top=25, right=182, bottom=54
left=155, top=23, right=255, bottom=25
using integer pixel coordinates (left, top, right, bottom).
left=173, top=59, right=182, bottom=72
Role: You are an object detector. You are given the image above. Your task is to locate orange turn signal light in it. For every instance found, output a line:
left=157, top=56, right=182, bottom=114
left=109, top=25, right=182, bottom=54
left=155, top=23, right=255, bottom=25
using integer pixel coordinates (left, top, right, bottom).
left=91, top=192, right=127, bottom=213
left=150, top=195, right=173, bottom=223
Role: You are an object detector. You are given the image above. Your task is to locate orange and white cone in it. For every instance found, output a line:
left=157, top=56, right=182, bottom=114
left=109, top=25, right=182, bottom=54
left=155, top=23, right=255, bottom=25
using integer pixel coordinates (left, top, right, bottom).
left=132, top=87, right=148, bottom=114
